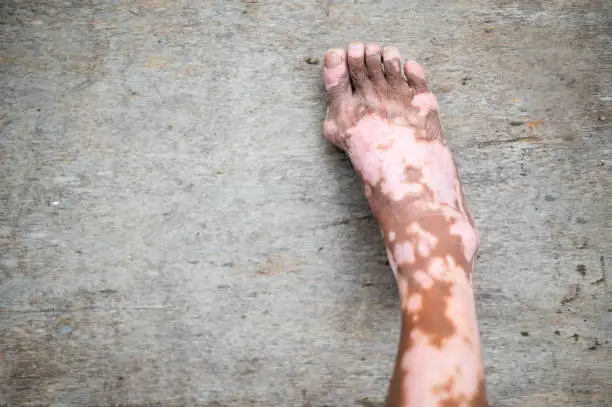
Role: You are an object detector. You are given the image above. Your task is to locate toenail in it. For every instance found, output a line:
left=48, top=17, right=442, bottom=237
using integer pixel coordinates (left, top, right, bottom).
left=404, top=60, right=426, bottom=80
left=383, top=47, right=400, bottom=59
left=325, top=50, right=343, bottom=68
left=365, top=44, right=381, bottom=56
left=349, top=42, right=364, bottom=55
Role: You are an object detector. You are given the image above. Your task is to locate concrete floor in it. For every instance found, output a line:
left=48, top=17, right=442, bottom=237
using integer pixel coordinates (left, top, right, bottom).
left=1, top=1, right=611, bottom=406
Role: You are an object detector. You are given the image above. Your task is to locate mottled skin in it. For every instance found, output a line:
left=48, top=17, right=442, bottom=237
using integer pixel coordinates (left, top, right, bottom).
left=322, top=43, right=488, bottom=407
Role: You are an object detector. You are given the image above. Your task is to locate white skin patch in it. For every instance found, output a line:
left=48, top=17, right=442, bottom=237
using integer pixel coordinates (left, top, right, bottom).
left=406, top=294, right=422, bottom=312
left=417, top=237, right=434, bottom=257
left=401, top=330, right=483, bottom=406
left=436, top=204, right=479, bottom=263
left=394, top=241, right=416, bottom=265
left=324, top=119, right=338, bottom=136
left=407, top=222, right=439, bottom=258
left=411, top=92, right=439, bottom=116
left=412, top=270, right=433, bottom=289
left=450, top=219, right=479, bottom=263
left=388, top=231, right=396, bottom=242
left=427, top=257, right=449, bottom=281
left=348, top=116, right=459, bottom=207
left=404, top=60, right=426, bottom=80
left=419, top=150, right=457, bottom=209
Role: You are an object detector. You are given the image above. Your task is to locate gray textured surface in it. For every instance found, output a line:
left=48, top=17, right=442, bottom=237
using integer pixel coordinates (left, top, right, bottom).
left=1, top=1, right=611, bottom=406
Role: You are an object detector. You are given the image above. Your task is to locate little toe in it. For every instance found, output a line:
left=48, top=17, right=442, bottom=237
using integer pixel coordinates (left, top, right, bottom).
left=404, top=60, right=429, bottom=93
left=365, top=44, right=385, bottom=86
left=323, top=48, right=352, bottom=104
left=382, top=46, right=404, bottom=87
left=347, top=42, right=371, bottom=91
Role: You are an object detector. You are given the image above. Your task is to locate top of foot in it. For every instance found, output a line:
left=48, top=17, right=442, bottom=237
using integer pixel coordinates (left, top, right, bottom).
left=321, top=43, right=478, bottom=270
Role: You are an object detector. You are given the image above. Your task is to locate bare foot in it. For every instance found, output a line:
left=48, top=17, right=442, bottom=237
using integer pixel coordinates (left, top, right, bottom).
left=322, top=42, right=475, bottom=237
left=322, top=43, right=487, bottom=407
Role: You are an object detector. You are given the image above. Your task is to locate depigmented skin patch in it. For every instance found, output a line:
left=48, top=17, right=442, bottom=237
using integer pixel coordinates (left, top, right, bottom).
left=394, top=241, right=415, bottom=265
left=412, top=92, right=439, bottom=116
left=406, top=294, right=422, bottom=312
left=321, top=43, right=487, bottom=407
left=436, top=376, right=488, bottom=407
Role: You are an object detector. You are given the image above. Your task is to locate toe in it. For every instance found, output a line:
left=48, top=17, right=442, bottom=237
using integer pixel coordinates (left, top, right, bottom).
left=404, top=60, right=429, bottom=93
left=365, top=44, right=385, bottom=86
left=382, top=46, right=404, bottom=87
left=323, top=48, right=352, bottom=103
left=347, top=42, right=370, bottom=91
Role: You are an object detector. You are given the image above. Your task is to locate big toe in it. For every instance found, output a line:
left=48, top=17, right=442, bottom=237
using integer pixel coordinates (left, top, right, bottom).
left=323, top=48, right=352, bottom=104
